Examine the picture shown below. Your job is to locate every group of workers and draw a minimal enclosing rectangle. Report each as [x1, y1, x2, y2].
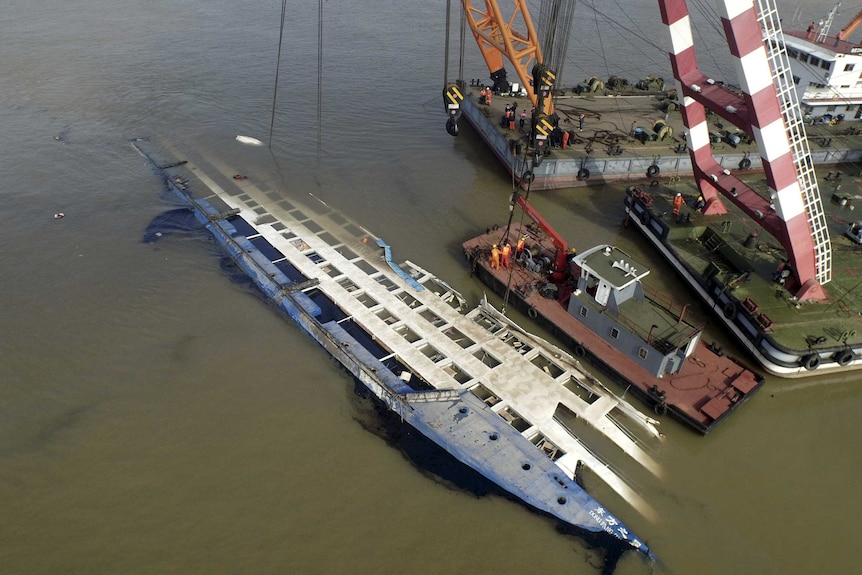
[490, 235, 528, 270]
[479, 86, 493, 106]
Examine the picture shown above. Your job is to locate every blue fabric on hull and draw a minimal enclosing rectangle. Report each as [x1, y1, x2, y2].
[376, 238, 423, 292]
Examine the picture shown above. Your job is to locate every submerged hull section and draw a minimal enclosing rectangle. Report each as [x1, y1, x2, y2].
[133, 138, 656, 560]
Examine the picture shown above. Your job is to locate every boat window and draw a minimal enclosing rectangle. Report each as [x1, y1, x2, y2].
[820, 60, 831, 71]
[500, 332, 532, 354]
[441, 362, 472, 384]
[845, 63, 856, 72]
[393, 324, 420, 343]
[375, 276, 398, 291]
[418, 343, 446, 363]
[638, 347, 648, 359]
[443, 326, 475, 349]
[317, 232, 340, 246]
[473, 348, 501, 368]
[498, 406, 532, 432]
[810, 56, 820, 66]
[579, 306, 588, 318]
[356, 292, 378, 308]
[395, 291, 420, 308]
[305, 251, 325, 264]
[472, 311, 504, 334]
[353, 260, 378, 275]
[322, 264, 342, 278]
[420, 308, 446, 327]
[562, 376, 599, 404]
[304, 220, 323, 234]
[337, 277, 359, 292]
[375, 308, 398, 325]
[530, 433, 564, 461]
[798, 53, 808, 63]
[531, 354, 564, 378]
[335, 245, 358, 260]
[469, 383, 501, 406]
[610, 327, 620, 339]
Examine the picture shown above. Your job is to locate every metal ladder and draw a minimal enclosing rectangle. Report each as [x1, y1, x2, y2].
[756, 0, 832, 285]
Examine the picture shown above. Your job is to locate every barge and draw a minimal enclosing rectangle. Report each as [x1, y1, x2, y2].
[132, 137, 659, 561]
[625, 183, 862, 378]
[463, 193, 762, 434]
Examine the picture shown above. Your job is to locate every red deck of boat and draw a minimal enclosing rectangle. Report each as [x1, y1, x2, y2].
[463, 223, 762, 434]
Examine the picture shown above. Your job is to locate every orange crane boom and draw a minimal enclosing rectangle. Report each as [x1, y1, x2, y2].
[462, 0, 554, 114]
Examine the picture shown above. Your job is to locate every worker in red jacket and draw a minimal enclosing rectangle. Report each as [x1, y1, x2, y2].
[672, 192, 683, 215]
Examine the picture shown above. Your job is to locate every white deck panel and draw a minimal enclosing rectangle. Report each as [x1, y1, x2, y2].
[178, 147, 662, 508]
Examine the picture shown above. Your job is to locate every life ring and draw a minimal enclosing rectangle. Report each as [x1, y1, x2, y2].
[738, 158, 752, 170]
[646, 164, 660, 178]
[723, 302, 737, 320]
[528, 307, 538, 319]
[801, 353, 820, 371]
[577, 168, 590, 180]
[639, 209, 650, 226]
[522, 170, 535, 183]
[835, 349, 856, 367]
[574, 345, 586, 357]
[654, 402, 668, 416]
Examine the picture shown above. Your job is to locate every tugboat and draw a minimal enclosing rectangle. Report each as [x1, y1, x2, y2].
[463, 191, 763, 434]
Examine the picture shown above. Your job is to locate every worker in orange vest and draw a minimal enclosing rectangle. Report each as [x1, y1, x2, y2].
[508, 110, 516, 131]
[486, 88, 492, 106]
[490, 244, 501, 269]
[672, 192, 683, 215]
[501, 242, 512, 268]
[562, 130, 570, 150]
[516, 235, 526, 259]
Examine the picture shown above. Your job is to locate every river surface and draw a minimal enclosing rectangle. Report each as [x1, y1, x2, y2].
[2, 1, 860, 574]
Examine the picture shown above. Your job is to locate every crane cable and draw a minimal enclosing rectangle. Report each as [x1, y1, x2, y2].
[269, 0, 288, 149]
[500, 150, 535, 314]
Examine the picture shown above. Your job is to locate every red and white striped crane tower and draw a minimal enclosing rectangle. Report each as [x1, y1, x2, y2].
[658, 0, 832, 301]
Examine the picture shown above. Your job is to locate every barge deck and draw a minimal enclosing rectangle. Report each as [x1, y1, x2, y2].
[463, 220, 763, 434]
[625, 179, 862, 378]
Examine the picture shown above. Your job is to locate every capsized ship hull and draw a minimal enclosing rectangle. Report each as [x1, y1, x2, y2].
[133, 138, 657, 561]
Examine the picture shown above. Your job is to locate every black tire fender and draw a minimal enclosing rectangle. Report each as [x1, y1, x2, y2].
[647, 164, 660, 178]
[639, 209, 650, 226]
[527, 306, 538, 319]
[654, 402, 668, 416]
[521, 170, 535, 184]
[577, 168, 590, 180]
[574, 345, 586, 357]
[835, 349, 856, 367]
[801, 353, 820, 371]
[739, 158, 752, 170]
[723, 302, 738, 320]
